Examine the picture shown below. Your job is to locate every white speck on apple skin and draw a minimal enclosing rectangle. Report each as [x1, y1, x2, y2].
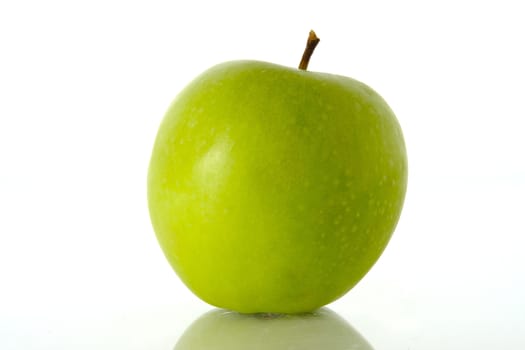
[188, 119, 198, 128]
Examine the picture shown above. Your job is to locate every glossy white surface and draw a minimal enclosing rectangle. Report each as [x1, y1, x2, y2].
[1, 0, 524, 349]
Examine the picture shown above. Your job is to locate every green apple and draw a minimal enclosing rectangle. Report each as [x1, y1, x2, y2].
[174, 308, 374, 350]
[148, 31, 407, 313]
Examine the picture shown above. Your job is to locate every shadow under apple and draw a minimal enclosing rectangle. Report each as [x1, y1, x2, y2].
[174, 307, 374, 350]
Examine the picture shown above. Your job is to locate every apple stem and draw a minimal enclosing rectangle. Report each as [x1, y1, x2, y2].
[298, 30, 320, 71]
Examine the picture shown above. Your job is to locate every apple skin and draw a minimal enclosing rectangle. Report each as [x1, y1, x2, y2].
[148, 60, 407, 314]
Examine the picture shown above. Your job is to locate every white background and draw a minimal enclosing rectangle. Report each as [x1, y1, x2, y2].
[1, 0, 524, 349]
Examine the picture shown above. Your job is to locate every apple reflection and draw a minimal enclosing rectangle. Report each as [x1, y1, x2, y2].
[174, 307, 374, 350]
